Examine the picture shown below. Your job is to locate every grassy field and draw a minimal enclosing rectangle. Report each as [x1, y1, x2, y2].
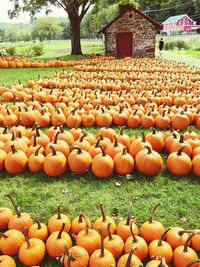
[0, 39, 103, 59]
[0, 41, 200, 266]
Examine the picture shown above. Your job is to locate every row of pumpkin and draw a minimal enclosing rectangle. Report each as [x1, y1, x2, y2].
[0, 195, 200, 266]
[73, 58, 200, 75]
[0, 86, 200, 130]
[0, 124, 199, 177]
[0, 55, 115, 69]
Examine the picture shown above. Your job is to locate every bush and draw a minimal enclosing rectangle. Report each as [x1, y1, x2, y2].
[164, 40, 189, 50]
[32, 45, 44, 56]
[5, 46, 16, 56]
[19, 46, 33, 57]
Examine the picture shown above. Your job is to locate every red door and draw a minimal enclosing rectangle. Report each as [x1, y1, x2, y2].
[116, 32, 133, 58]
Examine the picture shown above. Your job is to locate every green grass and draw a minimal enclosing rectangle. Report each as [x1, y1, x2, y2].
[0, 39, 103, 59]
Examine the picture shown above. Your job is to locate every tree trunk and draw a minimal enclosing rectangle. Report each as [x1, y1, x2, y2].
[69, 17, 82, 55]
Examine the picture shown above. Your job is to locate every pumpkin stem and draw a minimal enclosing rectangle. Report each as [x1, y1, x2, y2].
[145, 146, 152, 154]
[133, 109, 138, 115]
[31, 217, 42, 229]
[33, 134, 37, 147]
[177, 146, 186, 156]
[126, 206, 132, 226]
[149, 203, 162, 223]
[179, 230, 196, 235]
[113, 136, 118, 147]
[142, 132, 146, 142]
[98, 227, 105, 258]
[99, 145, 106, 157]
[107, 223, 113, 241]
[35, 126, 41, 137]
[7, 193, 21, 217]
[158, 227, 171, 246]
[183, 233, 195, 252]
[68, 251, 76, 264]
[70, 146, 82, 154]
[24, 227, 32, 249]
[34, 146, 42, 156]
[57, 205, 61, 220]
[95, 138, 101, 148]
[57, 222, 66, 239]
[162, 110, 166, 117]
[100, 202, 106, 222]
[158, 257, 167, 267]
[125, 247, 137, 267]
[11, 144, 17, 154]
[50, 145, 57, 156]
[53, 131, 60, 144]
[122, 147, 127, 155]
[78, 212, 83, 223]
[0, 233, 8, 238]
[120, 126, 125, 135]
[79, 132, 87, 142]
[130, 220, 137, 243]
[186, 260, 200, 267]
[15, 120, 21, 127]
[85, 224, 89, 235]
[179, 135, 184, 143]
[11, 131, 15, 141]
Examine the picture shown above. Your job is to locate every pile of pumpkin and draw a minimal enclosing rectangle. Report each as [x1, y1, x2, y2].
[0, 55, 115, 69]
[0, 194, 199, 267]
[0, 123, 199, 177]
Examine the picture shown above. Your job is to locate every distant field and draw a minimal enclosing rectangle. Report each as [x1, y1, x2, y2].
[0, 39, 103, 59]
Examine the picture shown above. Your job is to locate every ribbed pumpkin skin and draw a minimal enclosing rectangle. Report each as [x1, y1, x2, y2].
[145, 259, 168, 267]
[0, 207, 13, 231]
[18, 238, 46, 266]
[8, 213, 33, 234]
[104, 234, 124, 259]
[173, 246, 198, 267]
[5, 150, 28, 174]
[135, 147, 163, 175]
[0, 229, 25, 255]
[165, 227, 189, 250]
[48, 214, 71, 234]
[191, 234, 200, 251]
[148, 239, 173, 264]
[46, 231, 72, 258]
[93, 218, 116, 238]
[28, 223, 49, 241]
[43, 150, 67, 176]
[0, 255, 16, 267]
[76, 229, 101, 255]
[117, 253, 141, 267]
[166, 151, 192, 176]
[116, 220, 139, 242]
[71, 215, 92, 235]
[124, 235, 148, 261]
[89, 248, 116, 267]
[140, 221, 165, 243]
[64, 246, 89, 267]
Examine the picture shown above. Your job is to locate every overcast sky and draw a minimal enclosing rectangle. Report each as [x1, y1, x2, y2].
[0, 0, 67, 23]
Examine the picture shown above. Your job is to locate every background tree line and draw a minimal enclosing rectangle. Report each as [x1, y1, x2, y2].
[1, 0, 199, 44]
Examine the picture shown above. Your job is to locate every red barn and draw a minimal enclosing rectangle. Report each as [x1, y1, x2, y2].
[162, 14, 196, 34]
[99, 5, 162, 58]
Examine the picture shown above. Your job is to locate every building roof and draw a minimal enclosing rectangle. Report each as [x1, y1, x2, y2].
[162, 14, 194, 24]
[98, 5, 163, 34]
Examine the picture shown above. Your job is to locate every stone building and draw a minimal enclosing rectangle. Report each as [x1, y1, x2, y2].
[99, 5, 163, 58]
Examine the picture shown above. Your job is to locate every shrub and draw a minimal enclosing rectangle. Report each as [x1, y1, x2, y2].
[164, 40, 189, 50]
[32, 45, 44, 56]
[5, 47, 16, 56]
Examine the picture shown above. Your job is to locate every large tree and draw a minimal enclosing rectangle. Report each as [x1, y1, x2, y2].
[9, 0, 95, 55]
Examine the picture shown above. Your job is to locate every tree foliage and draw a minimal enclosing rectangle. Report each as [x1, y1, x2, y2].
[32, 17, 63, 41]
